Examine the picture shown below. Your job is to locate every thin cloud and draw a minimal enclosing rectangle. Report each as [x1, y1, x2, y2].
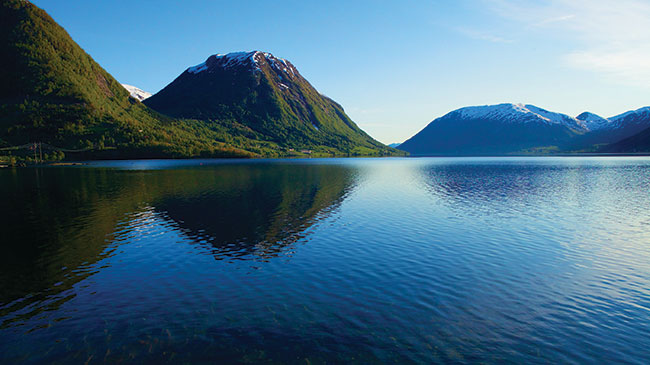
[566, 49, 650, 86]
[482, 0, 650, 86]
[456, 27, 514, 44]
[532, 14, 575, 27]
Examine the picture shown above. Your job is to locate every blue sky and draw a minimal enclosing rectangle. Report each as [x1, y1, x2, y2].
[32, 0, 650, 143]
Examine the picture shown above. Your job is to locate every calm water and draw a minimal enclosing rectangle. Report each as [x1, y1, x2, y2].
[1, 157, 650, 364]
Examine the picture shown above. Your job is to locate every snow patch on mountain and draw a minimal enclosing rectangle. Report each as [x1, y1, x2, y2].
[187, 62, 208, 74]
[217, 51, 261, 70]
[609, 106, 650, 124]
[266, 53, 295, 77]
[122, 84, 152, 101]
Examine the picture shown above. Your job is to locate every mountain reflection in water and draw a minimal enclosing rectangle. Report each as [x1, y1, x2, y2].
[0, 163, 356, 328]
[154, 165, 355, 259]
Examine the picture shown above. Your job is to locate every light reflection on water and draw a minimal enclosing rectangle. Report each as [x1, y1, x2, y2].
[1, 157, 650, 363]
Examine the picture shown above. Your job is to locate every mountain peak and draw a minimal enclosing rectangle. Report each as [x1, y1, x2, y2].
[575, 111, 611, 131]
[187, 51, 297, 77]
[121, 84, 152, 101]
[576, 111, 604, 121]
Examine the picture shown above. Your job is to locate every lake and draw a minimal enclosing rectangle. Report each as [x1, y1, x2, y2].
[1, 157, 650, 363]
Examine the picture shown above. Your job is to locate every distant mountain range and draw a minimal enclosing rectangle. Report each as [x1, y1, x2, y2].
[398, 103, 650, 155]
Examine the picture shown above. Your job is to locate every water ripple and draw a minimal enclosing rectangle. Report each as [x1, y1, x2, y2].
[1, 158, 650, 363]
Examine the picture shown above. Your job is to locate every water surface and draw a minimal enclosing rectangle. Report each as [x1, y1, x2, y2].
[1, 157, 650, 363]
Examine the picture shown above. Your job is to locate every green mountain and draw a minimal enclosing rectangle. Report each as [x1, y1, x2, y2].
[144, 51, 397, 156]
[0, 0, 275, 160]
[0, 1, 397, 162]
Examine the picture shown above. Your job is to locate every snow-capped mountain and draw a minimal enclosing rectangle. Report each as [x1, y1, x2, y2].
[571, 107, 650, 149]
[144, 51, 388, 153]
[575, 107, 650, 132]
[398, 103, 650, 155]
[121, 84, 152, 102]
[398, 103, 585, 155]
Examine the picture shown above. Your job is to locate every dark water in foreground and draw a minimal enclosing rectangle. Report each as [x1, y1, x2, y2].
[1, 157, 650, 364]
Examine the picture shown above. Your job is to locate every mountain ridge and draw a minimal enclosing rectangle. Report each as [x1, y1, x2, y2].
[398, 103, 650, 156]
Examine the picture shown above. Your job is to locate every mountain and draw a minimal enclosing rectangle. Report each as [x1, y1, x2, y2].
[398, 103, 588, 155]
[388, 143, 401, 148]
[576, 112, 610, 131]
[0, 0, 266, 160]
[0, 1, 395, 163]
[600, 107, 650, 153]
[398, 103, 650, 155]
[122, 84, 152, 102]
[568, 107, 650, 149]
[144, 51, 394, 155]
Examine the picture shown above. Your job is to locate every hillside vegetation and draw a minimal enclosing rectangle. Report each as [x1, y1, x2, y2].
[0, 1, 398, 163]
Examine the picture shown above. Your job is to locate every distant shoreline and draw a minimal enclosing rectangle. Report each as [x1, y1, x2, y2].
[6, 153, 650, 169]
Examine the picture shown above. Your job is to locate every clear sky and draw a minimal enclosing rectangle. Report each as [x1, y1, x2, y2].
[31, 0, 650, 144]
